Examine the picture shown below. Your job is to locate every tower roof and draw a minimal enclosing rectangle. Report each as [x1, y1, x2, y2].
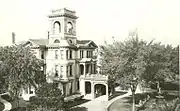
[48, 8, 78, 19]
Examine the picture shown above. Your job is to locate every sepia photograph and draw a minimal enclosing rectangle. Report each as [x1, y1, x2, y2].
[0, 0, 179, 111]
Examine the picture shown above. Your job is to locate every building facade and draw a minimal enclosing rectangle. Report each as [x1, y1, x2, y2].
[22, 8, 108, 101]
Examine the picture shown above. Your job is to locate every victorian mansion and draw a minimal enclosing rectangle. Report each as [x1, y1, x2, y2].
[21, 8, 108, 101]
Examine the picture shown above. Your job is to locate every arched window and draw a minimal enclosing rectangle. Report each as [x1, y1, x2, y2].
[54, 39, 60, 43]
[53, 21, 61, 34]
[67, 22, 73, 34]
[69, 39, 73, 44]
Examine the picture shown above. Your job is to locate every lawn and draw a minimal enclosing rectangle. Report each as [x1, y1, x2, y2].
[108, 91, 127, 100]
[108, 91, 179, 111]
[109, 81, 180, 111]
[0, 102, 5, 111]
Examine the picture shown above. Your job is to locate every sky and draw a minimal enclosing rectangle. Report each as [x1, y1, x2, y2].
[0, 0, 179, 46]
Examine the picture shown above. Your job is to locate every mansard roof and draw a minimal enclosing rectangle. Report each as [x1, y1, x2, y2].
[29, 39, 49, 46]
[77, 40, 98, 48]
[77, 40, 91, 44]
[23, 38, 97, 49]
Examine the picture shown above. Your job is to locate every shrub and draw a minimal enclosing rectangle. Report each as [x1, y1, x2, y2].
[27, 83, 64, 111]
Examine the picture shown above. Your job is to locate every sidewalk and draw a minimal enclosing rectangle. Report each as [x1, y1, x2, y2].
[0, 93, 12, 111]
[70, 91, 131, 111]
[76, 95, 109, 111]
[104, 91, 131, 111]
[0, 97, 12, 111]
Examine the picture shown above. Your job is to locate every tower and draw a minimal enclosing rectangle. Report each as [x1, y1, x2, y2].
[48, 8, 78, 44]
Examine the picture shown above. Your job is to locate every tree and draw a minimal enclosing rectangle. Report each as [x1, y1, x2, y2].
[101, 37, 151, 93]
[143, 43, 179, 92]
[100, 37, 178, 93]
[0, 45, 43, 99]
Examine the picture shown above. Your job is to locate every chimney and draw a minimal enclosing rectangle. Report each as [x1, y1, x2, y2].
[48, 31, 49, 39]
[12, 32, 15, 44]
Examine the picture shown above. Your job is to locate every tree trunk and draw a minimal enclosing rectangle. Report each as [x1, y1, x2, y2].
[156, 81, 161, 94]
[132, 91, 135, 111]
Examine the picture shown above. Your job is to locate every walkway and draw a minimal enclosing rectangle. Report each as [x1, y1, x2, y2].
[104, 91, 131, 111]
[75, 95, 109, 111]
[74, 91, 131, 111]
[0, 93, 12, 111]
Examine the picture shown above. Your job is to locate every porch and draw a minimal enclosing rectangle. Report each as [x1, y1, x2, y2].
[79, 74, 109, 101]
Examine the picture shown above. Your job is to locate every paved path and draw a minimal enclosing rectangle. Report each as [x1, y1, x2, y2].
[74, 91, 131, 111]
[104, 91, 131, 111]
[76, 95, 108, 111]
[0, 93, 12, 111]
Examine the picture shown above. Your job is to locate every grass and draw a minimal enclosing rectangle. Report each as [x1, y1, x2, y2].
[1, 94, 13, 102]
[108, 91, 127, 100]
[0, 102, 5, 111]
[108, 90, 179, 111]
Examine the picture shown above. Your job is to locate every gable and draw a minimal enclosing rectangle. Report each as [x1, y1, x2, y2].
[23, 41, 39, 47]
[86, 41, 98, 48]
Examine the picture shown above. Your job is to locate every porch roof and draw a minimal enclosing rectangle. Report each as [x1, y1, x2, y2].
[80, 74, 108, 81]
[79, 58, 96, 63]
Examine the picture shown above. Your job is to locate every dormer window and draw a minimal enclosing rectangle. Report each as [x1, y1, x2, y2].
[69, 39, 73, 44]
[54, 39, 60, 43]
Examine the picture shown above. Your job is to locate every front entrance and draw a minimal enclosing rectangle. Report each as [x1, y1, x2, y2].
[85, 81, 91, 94]
[95, 84, 106, 98]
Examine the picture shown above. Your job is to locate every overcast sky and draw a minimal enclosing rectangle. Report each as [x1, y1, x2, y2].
[0, 0, 179, 46]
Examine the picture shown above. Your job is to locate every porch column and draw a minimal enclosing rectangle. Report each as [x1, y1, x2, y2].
[83, 63, 86, 76]
[105, 84, 109, 101]
[88, 64, 91, 74]
[79, 78, 85, 95]
[91, 82, 94, 99]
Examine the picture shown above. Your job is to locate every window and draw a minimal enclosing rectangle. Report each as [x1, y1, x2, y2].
[54, 21, 61, 34]
[94, 64, 96, 73]
[69, 39, 72, 44]
[80, 50, 84, 58]
[86, 65, 89, 73]
[41, 51, 44, 59]
[86, 51, 93, 58]
[55, 50, 58, 59]
[69, 65, 72, 76]
[69, 82, 72, 94]
[66, 66, 69, 76]
[60, 50, 64, 59]
[86, 51, 89, 58]
[55, 65, 58, 77]
[90, 51, 93, 57]
[69, 50, 72, 59]
[67, 22, 73, 34]
[77, 81, 79, 90]
[60, 66, 63, 75]
[66, 50, 68, 59]
[91, 64, 93, 73]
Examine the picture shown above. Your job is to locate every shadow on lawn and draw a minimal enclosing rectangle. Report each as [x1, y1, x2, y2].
[66, 106, 88, 111]
[65, 99, 90, 108]
[108, 91, 127, 100]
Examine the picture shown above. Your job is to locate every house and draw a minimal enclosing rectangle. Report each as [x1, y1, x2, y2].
[21, 8, 108, 101]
